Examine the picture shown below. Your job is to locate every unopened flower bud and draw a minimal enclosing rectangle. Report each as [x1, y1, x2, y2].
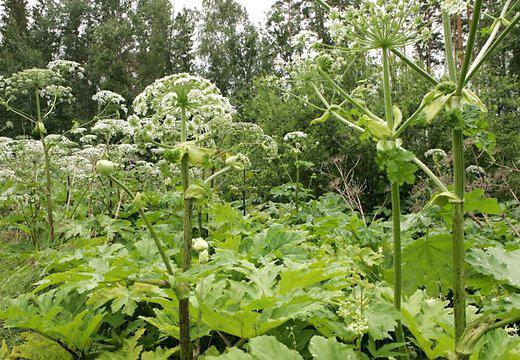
[96, 160, 119, 176]
[193, 238, 208, 252]
[198, 249, 209, 264]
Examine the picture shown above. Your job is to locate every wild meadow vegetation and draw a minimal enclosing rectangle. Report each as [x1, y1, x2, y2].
[0, 0, 519, 359]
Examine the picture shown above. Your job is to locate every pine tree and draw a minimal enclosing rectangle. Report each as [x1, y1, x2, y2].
[171, 7, 195, 74]
[133, 0, 174, 87]
[87, 0, 136, 99]
[30, 0, 61, 65]
[0, 0, 40, 74]
[197, 0, 262, 97]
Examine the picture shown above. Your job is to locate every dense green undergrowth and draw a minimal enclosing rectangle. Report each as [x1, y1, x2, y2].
[1, 189, 519, 359]
[1, 0, 520, 359]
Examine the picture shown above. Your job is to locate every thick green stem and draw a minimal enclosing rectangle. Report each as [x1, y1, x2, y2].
[456, 0, 483, 94]
[442, 11, 458, 83]
[381, 47, 408, 360]
[391, 183, 407, 354]
[443, 10, 468, 356]
[465, 13, 520, 85]
[203, 166, 231, 184]
[382, 49, 394, 129]
[412, 157, 450, 193]
[316, 69, 384, 123]
[295, 152, 300, 213]
[108, 175, 174, 276]
[36, 90, 55, 243]
[390, 48, 438, 85]
[466, 0, 511, 79]
[394, 103, 427, 138]
[179, 106, 193, 360]
[242, 168, 246, 216]
[452, 128, 466, 350]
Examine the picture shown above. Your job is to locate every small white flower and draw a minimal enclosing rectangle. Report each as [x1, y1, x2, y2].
[92, 90, 127, 113]
[46, 60, 84, 77]
[424, 148, 447, 159]
[74, 145, 104, 163]
[79, 134, 98, 144]
[466, 165, 485, 176]
[283, 131, 308, 142]
[92, 119, 134, 138]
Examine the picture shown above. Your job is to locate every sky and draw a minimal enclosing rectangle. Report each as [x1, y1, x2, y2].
[173, 0, 276, 24]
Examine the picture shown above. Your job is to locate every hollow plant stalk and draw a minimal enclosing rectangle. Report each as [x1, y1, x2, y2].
[295, 150, 300, 213]
[108, 175, 175, 276]
[36, 89, 55, 243]
[381, 48, 408, 360]
[443, 1, 483, 354]
[242, 168, 246, 216]
[179, 106, 193, 360]
[442, 9, 467, 350]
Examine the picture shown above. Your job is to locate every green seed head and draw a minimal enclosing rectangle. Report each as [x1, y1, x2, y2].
[96, 160, 120, 176]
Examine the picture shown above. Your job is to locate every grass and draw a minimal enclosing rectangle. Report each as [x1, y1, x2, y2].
[0, 232, 47, 346]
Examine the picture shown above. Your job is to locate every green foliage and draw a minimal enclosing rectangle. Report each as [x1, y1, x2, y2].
[3, 332, 72, 360]
[467, 246, 520, 288]
[376, 142, 418, 186]
[471, 329, 520, 360]
[308, 335, 357, 359]
[401, 234, 453, 296]
[401, 290, 456, 359]
[448, 105, 496, 156]
[0, 289, 103, 356]
[205, 335, 357, 359]
[1, 1, 520, 359]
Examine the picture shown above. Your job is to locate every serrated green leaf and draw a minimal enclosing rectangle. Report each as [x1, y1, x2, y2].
[467, 246, 520, 288]
[205, 348, 253, 360]
[472, 329, 520, 360]
[308, 335, 356, 359]
[249, 336, 303, 360]
[364, 302, 399, 340]
[465, 189, 501, 214]
[402, 234, 453, 296]
[96, 328, 145, 360]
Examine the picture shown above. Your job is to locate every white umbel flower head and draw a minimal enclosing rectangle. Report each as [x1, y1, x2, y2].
[198, 249, 209, 264]
[326, 0, 429, 51]
[132, 73, 234, 132]
[46, 60, 85, 78]
[466, 165, 485, 176]
[92, 90, 127, 113]
[92, 119, 134, 138]
[441, 0, 468, 15]
[284, 131, 308, 142]
[225, 153, 251, 170]
[96, 160, 120, 176]
[424, 148, 447, 159]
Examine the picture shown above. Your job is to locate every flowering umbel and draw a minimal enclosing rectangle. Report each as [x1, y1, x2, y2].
[327, 0, 429, 51]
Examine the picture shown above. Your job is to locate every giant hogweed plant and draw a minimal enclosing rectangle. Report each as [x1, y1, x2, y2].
[0, 61, 84, 243]
[95, 73, 249, 360]
[300, 0, 520, 358]
[0, 67, 134, 247]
